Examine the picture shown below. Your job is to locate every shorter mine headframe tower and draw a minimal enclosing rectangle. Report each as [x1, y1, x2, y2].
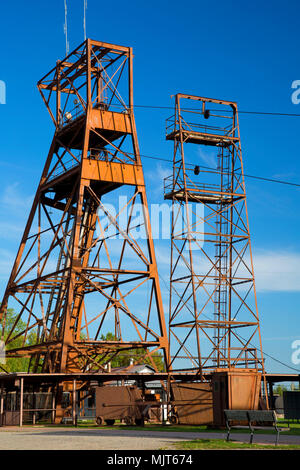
[164, 94, 267, 411]
[0, 39, 169, 375]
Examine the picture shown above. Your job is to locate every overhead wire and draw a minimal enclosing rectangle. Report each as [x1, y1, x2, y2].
[159, 273, 300, 373]
[115, 100, 300, 370]
[130, 151, 300, 189]
[104, 102, 300, 188]
[109, 101, 300, 117]
[139, 111, 299, 372]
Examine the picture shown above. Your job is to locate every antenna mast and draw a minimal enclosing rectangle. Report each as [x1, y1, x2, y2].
[64, 0, 69, 55]
[83, 0, 87, 41]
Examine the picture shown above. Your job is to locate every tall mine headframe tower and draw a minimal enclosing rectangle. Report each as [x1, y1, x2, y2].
[0, 39, 169, 374]
[164, 94, 266, 386]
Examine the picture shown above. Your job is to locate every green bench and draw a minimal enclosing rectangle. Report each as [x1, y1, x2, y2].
[224, 409, 280, 445]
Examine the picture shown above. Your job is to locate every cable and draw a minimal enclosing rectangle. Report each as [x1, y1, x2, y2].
[159, 272, 300, 373]
[238, 110, 300, 117]
[139, 105, 300, 368]
[228, 334, 296, 373]
[241, 173, 300, 188]
[109, 102, 300, 118]
[99, 103, 300, 188]
[259, 350, 300, 374]
[134, 151, 300, 188]
[236, 332, 300, 373]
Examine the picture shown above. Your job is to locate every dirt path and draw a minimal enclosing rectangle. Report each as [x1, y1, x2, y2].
[0, 426, 299, 450]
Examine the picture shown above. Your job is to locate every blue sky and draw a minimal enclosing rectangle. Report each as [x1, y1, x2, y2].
[0, 0, 300, 374]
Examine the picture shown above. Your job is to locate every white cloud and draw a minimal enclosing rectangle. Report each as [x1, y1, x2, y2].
[0, 178, 299, 295]
[156, 246, 300, 293]
[264, 336, 300, 341]
[0, 248, 14, 281]
[197, 148, 217, 168]
[145, 163, 171, 198]
[253, 251, 300, 292]
[0, 221, 24, 240]
[0, 182, 33, 211]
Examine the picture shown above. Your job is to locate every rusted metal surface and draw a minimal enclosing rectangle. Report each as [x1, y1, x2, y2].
[171, 382, 213, 425]
[0, 41, 270, 424]
[165, 94, 267, 396]
[95, 385, 146, 425]
[147, 406, 162, 423]
[0, 411, 20, 426]
[0, 39, 169, 374]
[212, 369, 261, 425]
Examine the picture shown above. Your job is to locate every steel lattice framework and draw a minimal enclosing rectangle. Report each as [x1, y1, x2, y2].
[0, 39, 169, 373]
[165, 94, 266, 378]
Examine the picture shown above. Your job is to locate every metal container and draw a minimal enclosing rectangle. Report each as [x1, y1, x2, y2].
[283, 391, 300, 420]
[1, 411, 20, 426]
[212, 369, 262, 426]
[171, 382, 213, 425]
[95, 385, 146, 425]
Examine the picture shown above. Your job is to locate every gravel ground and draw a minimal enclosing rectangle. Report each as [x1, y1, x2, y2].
[0, 427, 300, 450]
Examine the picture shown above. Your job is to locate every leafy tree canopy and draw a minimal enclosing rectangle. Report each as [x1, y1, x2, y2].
[100, 332, 165, 372]
[1, 308, 37, 373]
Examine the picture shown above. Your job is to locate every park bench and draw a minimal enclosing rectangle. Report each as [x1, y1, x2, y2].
[224, 409, 280, 445]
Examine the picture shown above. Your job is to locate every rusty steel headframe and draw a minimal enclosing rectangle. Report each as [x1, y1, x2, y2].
[0, 39, 169, 374]
[165, 94, 267, 382]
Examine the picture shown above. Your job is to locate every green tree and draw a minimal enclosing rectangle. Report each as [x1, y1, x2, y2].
[273, 385, 288, 396]
[100, 332, 166, 371]
[1, 308, 37, 373]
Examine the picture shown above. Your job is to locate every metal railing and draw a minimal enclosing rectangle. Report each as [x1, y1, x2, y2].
[164, 175, 230, 195]
[60, 103, 85, 127]
[47, 157, 80, 182]
[166, 115, 234, 138]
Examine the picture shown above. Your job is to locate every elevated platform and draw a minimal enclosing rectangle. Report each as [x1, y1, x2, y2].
[265, 373, 300, 384]
[164, 184, 244, 205]
[40, 158, 144, 204]
[164, 174, 244, 205]
[164, 189, 238, 204]
[166, 129, 239, 148]
[57, 108, 132, 150]
[1, 371, 296, 387]
[0, 372, 209, 388]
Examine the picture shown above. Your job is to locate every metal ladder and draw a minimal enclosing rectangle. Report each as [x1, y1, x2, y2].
[213, 147, 230, 367]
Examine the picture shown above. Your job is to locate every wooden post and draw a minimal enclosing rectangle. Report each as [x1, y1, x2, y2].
[32, 388, 36, 425]
[52, 388, 55, 424]
[0, 385, 4, 426]
[0, 385, 3, 414]
[269, 382, 274, 410]
[19, 378, 24, 427]
[72, 379, 76, 426]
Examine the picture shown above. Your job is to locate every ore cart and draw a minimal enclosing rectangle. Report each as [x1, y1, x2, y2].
[95, 385, 147, 426]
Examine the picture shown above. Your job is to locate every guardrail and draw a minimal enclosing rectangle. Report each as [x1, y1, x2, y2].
[163, 175, 230, 195]
[166, 114, 234, 138]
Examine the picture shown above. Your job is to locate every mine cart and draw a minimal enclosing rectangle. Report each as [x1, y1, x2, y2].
[95, 385, 147, 426]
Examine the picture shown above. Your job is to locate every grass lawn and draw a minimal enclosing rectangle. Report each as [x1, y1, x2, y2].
[72, 419, 300, 436]
[170, 438, 300, 450]
[31, 418, 300, 440]
[18, 420, 300, 449]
